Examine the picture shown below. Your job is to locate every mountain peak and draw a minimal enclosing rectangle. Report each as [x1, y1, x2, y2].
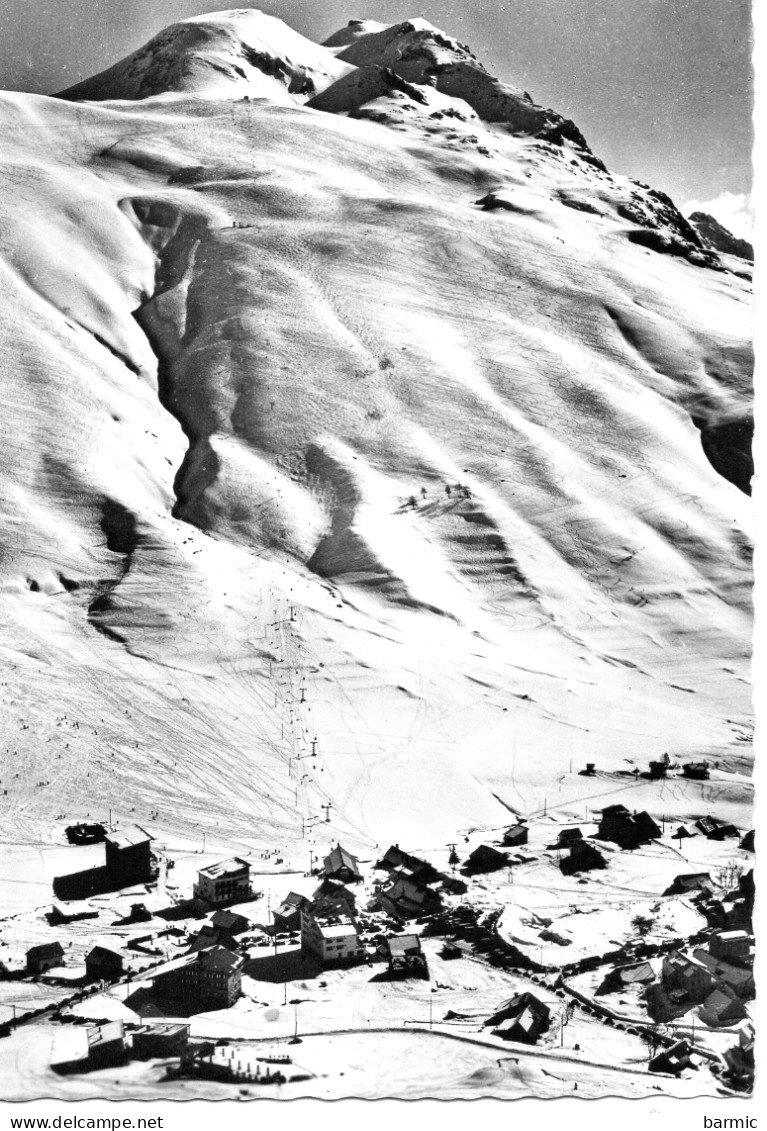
[688, 211, 753, 261]
[58, 8, 353, 104]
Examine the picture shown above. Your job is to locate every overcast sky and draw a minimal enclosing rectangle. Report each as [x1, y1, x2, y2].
[0, 0, 754, 234]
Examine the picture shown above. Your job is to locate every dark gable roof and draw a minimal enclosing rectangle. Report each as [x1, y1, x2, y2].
[211, 909, 249, 930]
[634, 811, 661, 836]
[617, 961, 655, 984]
[664, 872, 713, 895]
[381, 845, 422, 869]
[386, 873, 428, 901]
[468, 844, 507, 864]
[27, 941, 64, 958]
[558, 828, 583, 843]
[488, 991, 550, 1028]
[382, 872, 442, 916]
[198, 945, 244, 973]
[87, 944, 123, 961]
[600, 806, 660, 841]
[379, 846, 440, 880]
[313, 878, 353, 899]
[324, 844, 361, 875]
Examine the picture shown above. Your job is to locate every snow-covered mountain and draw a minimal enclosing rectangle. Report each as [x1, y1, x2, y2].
[0, 10, 752, 861]
[688, 210, 754, 262]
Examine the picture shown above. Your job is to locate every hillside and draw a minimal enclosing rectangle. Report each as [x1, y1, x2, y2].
[0, 8, 752, 868]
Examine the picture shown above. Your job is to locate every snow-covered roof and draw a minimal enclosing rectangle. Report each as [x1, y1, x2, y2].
[106, 825, 152, 849]
[388, 934, 421, 955]
[87, 1021, 124, 1048]
[197, 856, 250, 879]
[319, 921, 358, 940]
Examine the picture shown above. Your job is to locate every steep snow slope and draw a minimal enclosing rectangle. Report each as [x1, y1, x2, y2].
[0, 12, 752, 864]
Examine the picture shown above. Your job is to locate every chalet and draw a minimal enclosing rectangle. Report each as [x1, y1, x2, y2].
[464, 844, 508, 875]
[648, 761, 667, 779]
[210, 909, 250, 936]
[698, 986, 747, 1028]
[300, 905, 363, 965]
[441, 875, 468, 895]
[193, 857, 251, 906]
[85, 945, 124, 982]
[601, 961, 655, 993]
[188, 924, 240, 954]
[709, 930, 752, 963]
[485, 993, 550, 1044]
[579, 763, 596, 776]
[322, 844, 363, 884]
[154, 946, 243, 1009]
[693, 949, 754, 998]
[386, 934, 429, 979]
[672, 824, 697, 841]
[273, 892, 309, 932]
[104, 826, 153, 887]
[26, 941, 64, 976]
[682, 762, 709, 780]
[663, 872, 713, 897]
[559, 840, 606, 875]
[557, 828, 583, 847]
[312, 878, 356, 920]
[502, 824, 528, 848]
[440, 941, 464, 960]
[86, 1021, 126, 1069]
[694, 816, 738, 841]
[740, 829, 754, 852]
[649, 1038, 693, 1075]
[380, 873, 442, 920]
[376, 845, 441, 883]
[661, 951, 715, 1003]
[132, 1023, 190, 1060]
[598, 805, 660, 849]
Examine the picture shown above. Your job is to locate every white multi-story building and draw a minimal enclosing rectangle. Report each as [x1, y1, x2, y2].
[193, 857, 251, 906]
[300, 905, 363, 964]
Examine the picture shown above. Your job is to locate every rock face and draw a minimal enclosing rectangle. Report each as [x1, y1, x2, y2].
[0, 10, 752, 852]
[688, 211, 754, 261]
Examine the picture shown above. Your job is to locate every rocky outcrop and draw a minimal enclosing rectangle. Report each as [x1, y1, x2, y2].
[688, 211, 753, 261]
